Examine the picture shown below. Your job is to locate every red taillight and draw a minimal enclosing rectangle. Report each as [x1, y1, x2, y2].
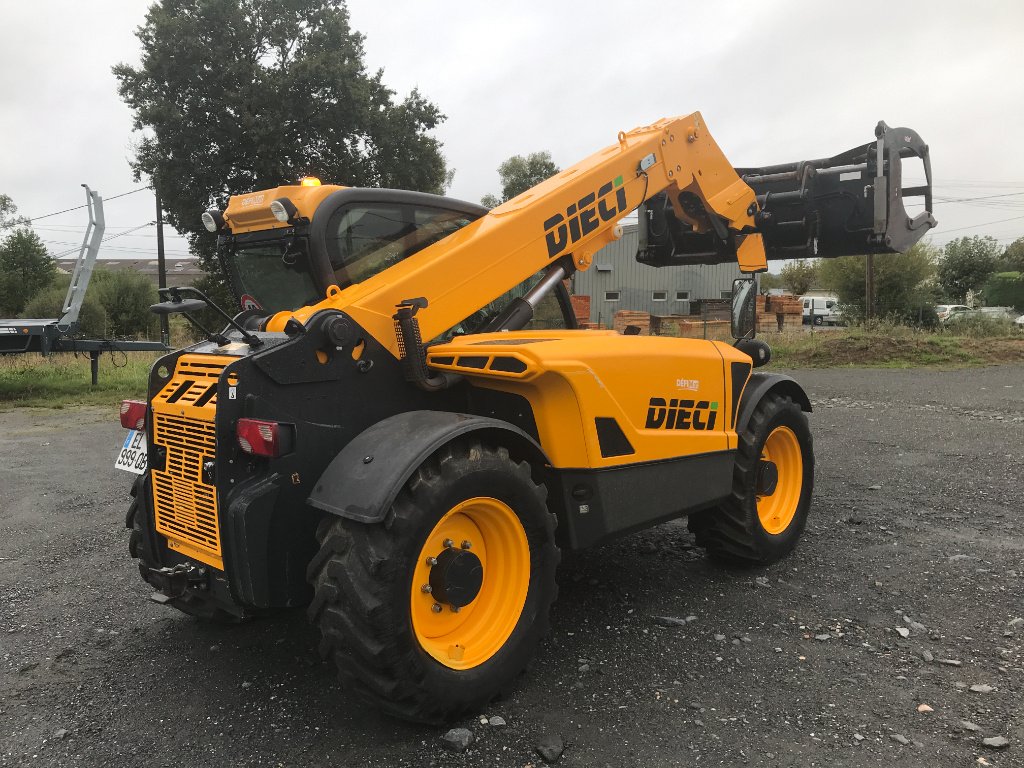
[119, 399, 147, 431]
[237, 418, 292, 458]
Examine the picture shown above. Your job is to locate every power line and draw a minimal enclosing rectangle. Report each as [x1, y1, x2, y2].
[936, 214, 1024, 235]
[50, 221, 157, 258]
[934, 191, 1024, 205]
[2, 186, 154, 229]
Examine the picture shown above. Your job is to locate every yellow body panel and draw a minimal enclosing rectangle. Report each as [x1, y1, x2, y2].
[149, 354, 236, 571]
[428, 331, 752, 470]
[224, 113, 766, 357]
[223, 184, 345, 234]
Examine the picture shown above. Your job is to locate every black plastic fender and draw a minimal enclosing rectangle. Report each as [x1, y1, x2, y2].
[735, 373, 812, 435]
[307, 410, 550, 524]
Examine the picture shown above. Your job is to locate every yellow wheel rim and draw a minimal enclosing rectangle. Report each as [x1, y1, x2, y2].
[410, 497, 530, 670]
[756, 426, 803, 535]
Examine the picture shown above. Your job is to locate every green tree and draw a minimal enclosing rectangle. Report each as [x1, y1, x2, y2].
[481, 151, 560, 208]
[0, 194, 27, 232]
[983, 272, 1024, 310]
[114, 0, 449, 292]
[0, 229, 55, 316]
[998, 237, 1024, 273]
[92, 269, 159, 338]
[758, 272, 783, 291]
[817, 244, 938, 325]
[778, 261, 818, 295]
[937, 236, 1001, 302]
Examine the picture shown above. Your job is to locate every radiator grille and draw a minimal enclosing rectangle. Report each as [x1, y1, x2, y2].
[150, 354, 233, 570]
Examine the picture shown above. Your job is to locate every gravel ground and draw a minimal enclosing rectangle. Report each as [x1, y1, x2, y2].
[1, 365, 1022, 767]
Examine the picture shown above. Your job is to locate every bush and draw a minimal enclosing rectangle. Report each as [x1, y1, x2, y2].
[941, 316, 1019, 338]
[983, 271, 1024, 311]
[91, 269, 159, 338]
[22, 283, 106, 337]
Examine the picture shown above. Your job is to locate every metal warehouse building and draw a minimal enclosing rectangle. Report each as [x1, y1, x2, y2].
[571, 224, 742, 325]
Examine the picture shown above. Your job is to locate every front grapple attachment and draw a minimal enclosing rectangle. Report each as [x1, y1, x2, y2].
[638, 121, 936, 266]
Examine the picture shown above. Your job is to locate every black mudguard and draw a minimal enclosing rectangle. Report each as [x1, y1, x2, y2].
[735, 372, 812, 435]
[307, 410, 549, 524]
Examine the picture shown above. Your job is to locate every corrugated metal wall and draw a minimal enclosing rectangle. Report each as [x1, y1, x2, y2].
[572, 224, 742, 324]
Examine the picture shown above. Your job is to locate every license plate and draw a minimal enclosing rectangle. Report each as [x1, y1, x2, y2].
[115, 430, 148, 475]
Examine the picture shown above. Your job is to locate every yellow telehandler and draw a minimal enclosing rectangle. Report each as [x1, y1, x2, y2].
[117, 113, 934, 722]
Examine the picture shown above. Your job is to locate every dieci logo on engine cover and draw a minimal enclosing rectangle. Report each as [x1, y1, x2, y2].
[645, 397, 719, 431]
[543, 176, 628, 258]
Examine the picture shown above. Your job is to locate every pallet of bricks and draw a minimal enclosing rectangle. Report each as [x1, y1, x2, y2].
[612, 310, 651, 335]
[650, 315, 730, 339]
[756, 294, 803, 332]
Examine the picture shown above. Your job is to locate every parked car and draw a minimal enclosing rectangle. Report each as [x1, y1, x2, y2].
[977, 306, 1019, 321]
[1016, 314, 1024, 328]
[944, 306, 1018, 324]
[936, 304, 971, 322]
[802, 295, 841, 325]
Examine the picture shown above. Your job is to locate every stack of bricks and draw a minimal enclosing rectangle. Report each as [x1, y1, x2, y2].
[613, 310, 652, 335]
[756, 294, 803, 332]
[651, 316, 730, 340]
[569, 295, 591, 325]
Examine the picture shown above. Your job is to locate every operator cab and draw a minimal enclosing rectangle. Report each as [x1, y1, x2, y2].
[216, 187, 575, 332]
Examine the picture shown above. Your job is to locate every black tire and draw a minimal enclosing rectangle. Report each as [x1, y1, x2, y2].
[127, 479, 245, 623]
[813, 315, 824, 326]
[307, 440, 559, 724]
[688, 393, 813, 565]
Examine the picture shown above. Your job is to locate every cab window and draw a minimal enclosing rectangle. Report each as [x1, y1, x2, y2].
[325, 203, 477, 287]
[437, 272, 570, 342]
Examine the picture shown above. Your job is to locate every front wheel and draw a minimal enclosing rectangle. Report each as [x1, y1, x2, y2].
[307, 441, 559, 724]
[689, 392, 814, 565]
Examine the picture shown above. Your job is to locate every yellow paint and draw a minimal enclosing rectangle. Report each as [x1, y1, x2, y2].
[149, 354, 237, 571]
[410, 497, 530, 670]
[223, 183, 343, 234]
[757, 426, 803, 534]
[224, 113, 766, 356]
[427, 331, 754, 469]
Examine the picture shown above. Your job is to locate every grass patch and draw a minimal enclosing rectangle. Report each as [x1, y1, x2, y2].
[769, 326, 1024, 368]
[0, 352, 157, 409]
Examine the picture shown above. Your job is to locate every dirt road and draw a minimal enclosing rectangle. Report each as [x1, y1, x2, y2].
[2, 366, 1022, 767]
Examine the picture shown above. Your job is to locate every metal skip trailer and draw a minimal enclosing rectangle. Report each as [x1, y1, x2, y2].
[0, 185, 169, 382]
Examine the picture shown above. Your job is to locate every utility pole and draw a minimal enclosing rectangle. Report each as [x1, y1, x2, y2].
[155, 191, 169, 347]
[865, 252, 875, 321]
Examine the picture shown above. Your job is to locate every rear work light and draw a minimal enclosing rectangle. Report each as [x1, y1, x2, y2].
[236, 418, 294, 458]
[120, 400, 147, 431]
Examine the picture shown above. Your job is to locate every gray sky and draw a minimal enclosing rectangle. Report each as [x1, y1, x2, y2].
[2, 0, 1023, 264]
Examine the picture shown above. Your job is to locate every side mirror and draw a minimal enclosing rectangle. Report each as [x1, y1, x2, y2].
[150, 298, 208, 315]
[731, 277, 757, 340]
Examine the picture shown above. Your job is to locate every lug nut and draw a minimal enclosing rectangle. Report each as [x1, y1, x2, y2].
[460, 540, 472, 550]
[431, 603, 443, 613]
[443, 538, 455, 548]
[450, 605, 460, 613]
[421, 584, 432, 593]
[426, 556, 438, 567]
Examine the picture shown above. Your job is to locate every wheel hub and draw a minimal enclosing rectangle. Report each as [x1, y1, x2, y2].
[756, 460, 779, 496]
[428, 547, 484, 608]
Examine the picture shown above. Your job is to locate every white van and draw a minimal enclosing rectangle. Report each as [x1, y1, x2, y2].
[802, 296, 841, 325]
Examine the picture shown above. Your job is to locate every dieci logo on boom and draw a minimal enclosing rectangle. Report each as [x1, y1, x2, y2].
[543, 176, 628, 258]
[645, 397, 719, 431]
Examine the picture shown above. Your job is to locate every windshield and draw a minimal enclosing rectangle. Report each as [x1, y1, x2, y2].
[325, 203, 477, 287]
[224, 239, 321, 314]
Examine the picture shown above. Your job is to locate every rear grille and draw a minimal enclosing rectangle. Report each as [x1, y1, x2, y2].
[153, 414, 219, 550]
[150, 354, 234, 570]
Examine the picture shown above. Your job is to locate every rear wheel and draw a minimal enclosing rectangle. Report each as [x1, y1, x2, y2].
[689, 393, 813, 565]
[307, 441, 559, 724]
